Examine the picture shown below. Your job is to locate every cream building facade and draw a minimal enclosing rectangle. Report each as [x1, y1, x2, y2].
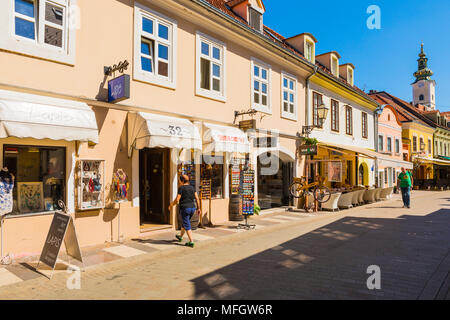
[0, 0, 322, 255]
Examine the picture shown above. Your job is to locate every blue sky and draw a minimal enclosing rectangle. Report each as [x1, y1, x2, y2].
[263, 0, 450, 111]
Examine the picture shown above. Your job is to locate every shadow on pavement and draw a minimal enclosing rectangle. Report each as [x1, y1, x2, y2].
[190, 208, 450, 300]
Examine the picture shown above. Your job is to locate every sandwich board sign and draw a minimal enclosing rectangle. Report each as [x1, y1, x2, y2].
[37, 210, 84, 279]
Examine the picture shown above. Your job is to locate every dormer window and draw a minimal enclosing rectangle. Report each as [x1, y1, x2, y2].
[305, 40, 314, 62]
[249, 7, 263, 32]
[348, 68, 354, 86]
[331, 56, 339, 76]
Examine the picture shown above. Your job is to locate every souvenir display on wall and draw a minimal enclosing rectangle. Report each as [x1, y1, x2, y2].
[77, 160, 105, 210]
[231, 163, 241, 195]
[0, 168, 15, 216]
[17, 182, 44, 213]
[112, 169, 129, 202]
[200, 164, 212, 200]
[240, 170, 255, 216]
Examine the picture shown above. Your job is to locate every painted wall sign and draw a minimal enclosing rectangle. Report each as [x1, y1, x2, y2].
[108, 74, 130, 103]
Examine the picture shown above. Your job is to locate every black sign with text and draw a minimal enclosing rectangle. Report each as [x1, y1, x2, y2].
[39, 213, 71, 269]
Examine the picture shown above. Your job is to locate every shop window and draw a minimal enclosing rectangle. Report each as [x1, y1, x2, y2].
[281, 72, 297, 120]
[196, 32, 226, 101]
[252, 58, 271, 113]
[134, 3, 177, 88]
[3, 145, 66, 215]
[331, 99, 339, 132]
[1, 0, 74, 64]
[384, 168, 388, 184]
[201, 159, 223, 199]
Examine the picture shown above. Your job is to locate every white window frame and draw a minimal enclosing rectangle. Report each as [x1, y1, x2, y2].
[251, 57, 271, 114]
[134, 3, 177, 89]
[0, 0, 75, 65]
[195, 32, 226, 102]
[280, 71, 297, 121]
[305, 40, 314, 62]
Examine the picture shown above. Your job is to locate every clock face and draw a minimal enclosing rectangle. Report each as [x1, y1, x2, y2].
[418, 82, 425, 88]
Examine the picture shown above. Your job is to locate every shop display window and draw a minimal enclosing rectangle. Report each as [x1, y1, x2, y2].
[76, 160, 105, 211]
[3, 145, 66, 215]
[201, 157, 223, 199]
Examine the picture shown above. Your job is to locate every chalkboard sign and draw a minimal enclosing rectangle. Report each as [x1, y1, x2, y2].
[38, 212, 83, 278]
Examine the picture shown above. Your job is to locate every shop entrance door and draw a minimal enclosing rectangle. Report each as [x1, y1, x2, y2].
[139, 148, 170, 225]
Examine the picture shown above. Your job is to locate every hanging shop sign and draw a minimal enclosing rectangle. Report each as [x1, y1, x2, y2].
[253, 136, 278, 148]
[239, 119, 256, 131]
[108, 74, 130, 103]
[299, 145, 318, 156]
[76, 160, 105, 210]
[37, 210, 83, 279]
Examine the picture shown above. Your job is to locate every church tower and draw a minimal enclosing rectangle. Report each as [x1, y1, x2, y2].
[412, 43, 435, 110]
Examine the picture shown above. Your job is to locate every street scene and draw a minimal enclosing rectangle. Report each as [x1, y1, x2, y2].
[0, 0, 450, 303]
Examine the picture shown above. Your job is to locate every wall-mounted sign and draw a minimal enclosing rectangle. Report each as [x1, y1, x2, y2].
[239, 119, 256, 131]
[299, 145, 318, 156]
[254, 137, 278, 148]
[108, 74, 130, 103]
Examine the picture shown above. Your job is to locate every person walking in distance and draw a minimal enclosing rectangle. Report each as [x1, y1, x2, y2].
[397, 167, 413, 208]
[169, 174, 201, 248]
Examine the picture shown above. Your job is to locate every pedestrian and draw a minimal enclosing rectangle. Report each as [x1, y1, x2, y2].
[397, 167, 413, 208]
[169, 174, 201, 248]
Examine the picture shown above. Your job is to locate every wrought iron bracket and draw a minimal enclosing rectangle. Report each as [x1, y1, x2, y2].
[104, 60, 130, 76]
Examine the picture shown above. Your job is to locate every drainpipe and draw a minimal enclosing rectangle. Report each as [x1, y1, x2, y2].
[305, 66, 319, 129]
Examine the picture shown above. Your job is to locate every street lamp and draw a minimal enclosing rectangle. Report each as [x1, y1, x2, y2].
[302, 103, 329, 136]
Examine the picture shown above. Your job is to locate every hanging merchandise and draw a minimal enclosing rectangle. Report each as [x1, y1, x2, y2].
[178, 162, 196, 188]
[0, 168, 14, 217]
[77, 160, 105, 210]
[200, 164, 212, 200]
[112, 169, 129, 202]
[240, 169, 255, 216]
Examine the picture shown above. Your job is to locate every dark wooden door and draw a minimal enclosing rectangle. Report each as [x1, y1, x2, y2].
[139, 149, 168, 224]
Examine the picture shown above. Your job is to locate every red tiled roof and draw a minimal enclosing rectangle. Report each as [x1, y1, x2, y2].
[202, 0, 377, 104]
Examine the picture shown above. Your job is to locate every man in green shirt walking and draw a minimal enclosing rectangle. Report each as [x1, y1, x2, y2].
[397, 167, 413, 208]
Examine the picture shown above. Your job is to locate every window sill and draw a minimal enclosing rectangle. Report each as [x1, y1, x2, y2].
[281, 113, 297, 121]
[196, 89, 226, 103]
[3, 210, 59, 220]
[0, 37, 75, 66]
[134, 71, 176, 90]
[253, 104, 271, 115]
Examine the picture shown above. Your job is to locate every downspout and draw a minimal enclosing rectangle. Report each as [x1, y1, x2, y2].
[302, 65, 319, 180]
[305, 65, 319, 129]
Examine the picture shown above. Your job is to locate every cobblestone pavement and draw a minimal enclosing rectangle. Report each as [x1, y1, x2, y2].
[0, 190, 450, 300]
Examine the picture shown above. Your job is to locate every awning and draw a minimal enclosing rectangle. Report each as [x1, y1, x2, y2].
[378, 156, 413, 169]
[128, 112, 201, 156]
[0, 89, 98, 143]
[318, 142, 378, 159]
[203, 123, 250, 153]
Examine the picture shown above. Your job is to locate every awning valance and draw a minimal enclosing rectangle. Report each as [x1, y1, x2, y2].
[202, 123, 250, 154]
[318, 142, 378, 159]
[128, 112, 201, 156]
[0, 90, 98, 143]
[378, 156, 413, 169]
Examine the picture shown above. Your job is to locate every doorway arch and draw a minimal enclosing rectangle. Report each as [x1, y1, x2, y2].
[358, 162, 369, 186]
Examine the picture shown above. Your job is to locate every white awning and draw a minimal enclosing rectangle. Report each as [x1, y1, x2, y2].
[0, 90, 98, 143]
[378, 156, 413, 169]
[128, 112, 201, 156]
[203, 123, 250, 154]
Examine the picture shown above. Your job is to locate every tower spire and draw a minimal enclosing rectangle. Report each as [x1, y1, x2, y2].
[413, 43, 433, 83]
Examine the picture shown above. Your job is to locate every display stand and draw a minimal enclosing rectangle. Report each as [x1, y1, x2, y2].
[237, 169, 255, 230]
[200, 165, 214, 227]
